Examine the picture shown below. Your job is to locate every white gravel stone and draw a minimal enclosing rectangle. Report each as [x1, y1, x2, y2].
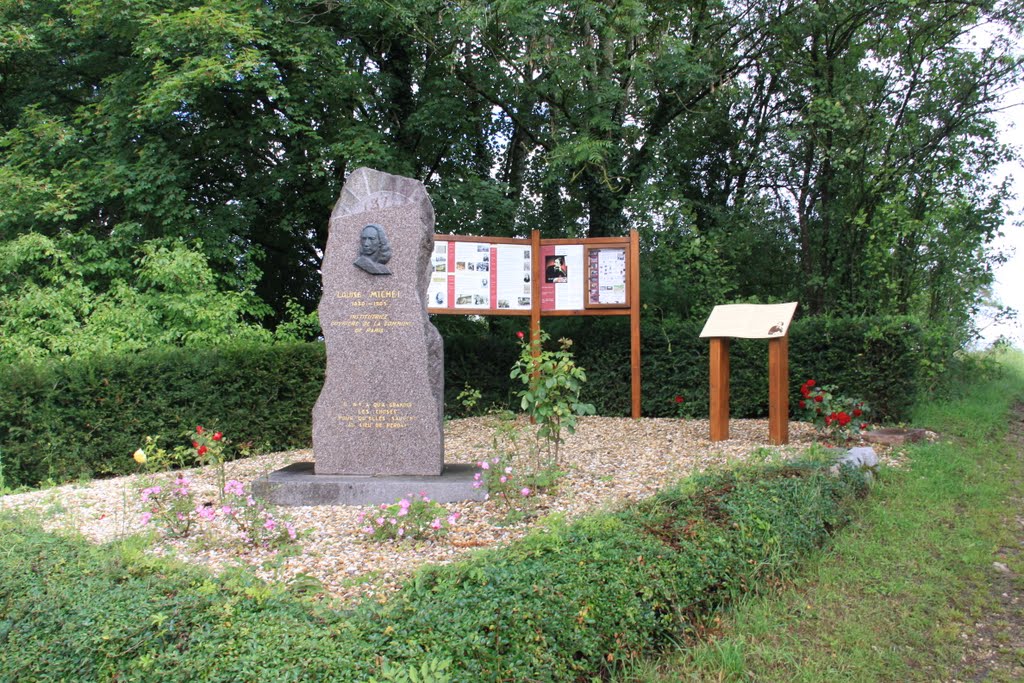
[0, 416, 898, 604]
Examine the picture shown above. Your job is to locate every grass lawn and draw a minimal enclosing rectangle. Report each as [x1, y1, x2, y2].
[617, 350, 1024, 682]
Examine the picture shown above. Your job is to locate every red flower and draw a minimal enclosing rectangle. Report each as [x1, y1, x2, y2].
[853, 408, 862, 417]
[213, 432, 223, 441]
[196, 425, 204, 434]
[192, 441, 199, 449]
[825, 415, 833, 426]
[806, 380, 816, 388]
[837, 412, 851, 426]
[860, 422, 868, 430]
[516, 331, 525, 340]
[674, 395, 684, 404]
[197, 445, 208, 456]
[798, 400, 806, 409]
[814, 394, 824, 403]
[800, 385, 810, 398]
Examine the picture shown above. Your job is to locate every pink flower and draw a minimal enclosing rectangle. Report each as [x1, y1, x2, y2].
[140, 512, 152, 525]
[447, 513, 460, 525]
[224, 480, 245, 496]
[516, 331, 525, 340]
[521, 487, 531, 497]
[397, 527, 405, 537]
[480, 461, 490, 470]
[221, 505, 234, 516]
[472, 481, 482, 489]
[430, 518, 442, 530]
[264, 518, 277, 531]
[504, 467, 512, 474]
[197, 506, 216, 521]
[500, 476, 507, 483]
[285, 522, 297, 540]
[376, 517, 385, 526]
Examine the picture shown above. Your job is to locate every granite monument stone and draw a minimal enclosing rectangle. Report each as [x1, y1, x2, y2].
[312, 167, 444, 475]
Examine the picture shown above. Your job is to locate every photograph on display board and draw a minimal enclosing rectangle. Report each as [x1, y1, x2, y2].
[545, 255, 568, 283]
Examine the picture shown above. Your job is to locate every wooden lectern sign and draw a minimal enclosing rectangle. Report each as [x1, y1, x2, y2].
[699, 302, 798, 444]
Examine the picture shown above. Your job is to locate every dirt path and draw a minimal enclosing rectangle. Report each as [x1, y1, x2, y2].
[953, 403, 1024, 682]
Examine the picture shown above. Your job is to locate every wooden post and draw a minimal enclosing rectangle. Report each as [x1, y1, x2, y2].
[768, 335, 789, 445]
[529, 228, 542, 365]
[629, 229, 641, 419]
[709, 337, 730, 441]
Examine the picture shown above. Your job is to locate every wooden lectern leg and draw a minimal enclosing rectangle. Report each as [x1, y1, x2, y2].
[709, 337, 730, 441]
[768, 335, 789, 445]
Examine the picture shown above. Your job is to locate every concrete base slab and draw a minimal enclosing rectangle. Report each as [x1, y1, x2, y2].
[251, 461, 487, 507]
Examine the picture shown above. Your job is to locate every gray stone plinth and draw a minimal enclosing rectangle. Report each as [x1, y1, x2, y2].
[252, 462, 487, 507]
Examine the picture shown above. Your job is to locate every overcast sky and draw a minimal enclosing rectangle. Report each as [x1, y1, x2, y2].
[975, 26, 1024, 348]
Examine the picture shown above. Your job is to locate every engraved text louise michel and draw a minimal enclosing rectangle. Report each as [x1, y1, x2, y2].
[330, 288, 416, 429]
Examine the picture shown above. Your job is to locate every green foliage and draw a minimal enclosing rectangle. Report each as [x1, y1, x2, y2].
[356, 494, 458, 543]
[474, 413, 563, 518]
[795, 379, 871, 443]
[2, 0, 1014, 344]
[439, 320, 520, 411]
[0, 458, 868, 682]
[220, 480, 299, 550]
[509, 332, 596, 464]
[0, 342, 324, 488]
[511, 314, 930, 421]
[0, 233, 272, 364]
[452, 383, 483, 418]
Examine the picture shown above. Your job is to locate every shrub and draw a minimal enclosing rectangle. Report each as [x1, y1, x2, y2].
[356, 494, 460, 542]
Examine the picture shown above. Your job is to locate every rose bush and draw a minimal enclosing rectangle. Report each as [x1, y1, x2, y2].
[357, 493, 460, 542]
[796, 379, 871, 443]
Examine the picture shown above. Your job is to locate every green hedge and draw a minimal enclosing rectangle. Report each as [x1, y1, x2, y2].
[0, 343, 325, 489]
[0, 461, 868, 682]
[0, 315, 928, 489]
[534, 314, 926, 420]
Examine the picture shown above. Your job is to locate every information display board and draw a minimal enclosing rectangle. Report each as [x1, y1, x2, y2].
[428, 239, 534, 313]
[428, 231, 641, 417]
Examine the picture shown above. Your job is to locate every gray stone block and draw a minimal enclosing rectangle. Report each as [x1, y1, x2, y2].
[252, 461, 487, 507]
[841, 446, 879, 469]
[313, 168, 445, 476]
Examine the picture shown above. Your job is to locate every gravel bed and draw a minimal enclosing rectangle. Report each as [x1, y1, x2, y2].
[0, 417, 896, 604]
